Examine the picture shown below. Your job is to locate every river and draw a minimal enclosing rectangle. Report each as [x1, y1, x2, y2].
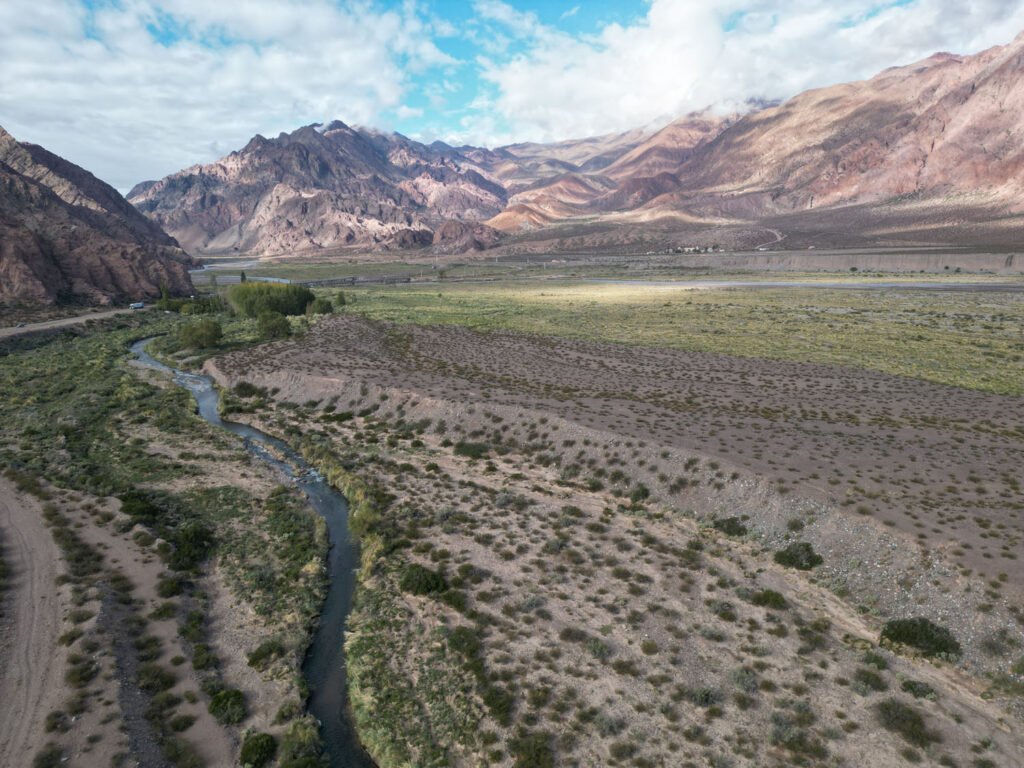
[130, 338, 375, 768]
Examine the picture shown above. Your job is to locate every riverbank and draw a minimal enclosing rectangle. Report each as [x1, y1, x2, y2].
[0, 315, 336, 766]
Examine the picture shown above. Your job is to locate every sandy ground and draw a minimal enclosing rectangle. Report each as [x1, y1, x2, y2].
[0, 479, 67, 767]
[0, 306, 148, 338]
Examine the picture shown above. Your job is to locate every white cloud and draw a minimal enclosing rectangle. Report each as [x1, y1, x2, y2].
[467, 0, 1024, 144]
[561, 6, 580, 20]
[0, 0, 453, 190]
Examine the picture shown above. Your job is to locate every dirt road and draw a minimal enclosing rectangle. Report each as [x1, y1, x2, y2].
[0, 480, 66, 767]
[0, 306, 147, 339]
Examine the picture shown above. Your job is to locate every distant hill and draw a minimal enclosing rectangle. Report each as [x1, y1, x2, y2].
[0, 125, 194, 306]
[130, 29, 1024, 256]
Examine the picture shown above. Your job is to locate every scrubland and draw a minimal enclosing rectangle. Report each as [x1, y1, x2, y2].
[202, 278, 1024, 767]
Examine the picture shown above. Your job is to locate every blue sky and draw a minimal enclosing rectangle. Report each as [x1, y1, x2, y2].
[2, 0, 1022, 190]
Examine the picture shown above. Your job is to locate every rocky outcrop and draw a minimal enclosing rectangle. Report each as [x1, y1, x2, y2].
[431, 221, 505, 253]
[0, 126, 194, 306]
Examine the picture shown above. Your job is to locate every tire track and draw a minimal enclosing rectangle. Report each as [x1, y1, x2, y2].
[0, 480, 65, 767]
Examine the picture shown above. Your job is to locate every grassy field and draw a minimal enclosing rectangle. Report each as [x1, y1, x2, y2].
[337, 280, 1024, 395]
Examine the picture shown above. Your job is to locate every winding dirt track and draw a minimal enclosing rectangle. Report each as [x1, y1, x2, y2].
[0, 306, 146, 339]
[0, 480, 65, 767]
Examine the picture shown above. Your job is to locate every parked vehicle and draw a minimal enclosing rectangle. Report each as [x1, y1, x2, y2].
[129, 302, 145, 310]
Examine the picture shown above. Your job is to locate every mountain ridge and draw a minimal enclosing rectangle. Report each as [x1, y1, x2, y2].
[130, 29, 1024, 256]
[0, 125, 194, 306]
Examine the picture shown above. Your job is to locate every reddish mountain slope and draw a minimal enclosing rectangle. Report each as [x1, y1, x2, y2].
[0, 126, 193, 306]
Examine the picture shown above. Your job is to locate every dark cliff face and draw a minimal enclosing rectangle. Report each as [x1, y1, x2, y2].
[0, 126, 194, 306]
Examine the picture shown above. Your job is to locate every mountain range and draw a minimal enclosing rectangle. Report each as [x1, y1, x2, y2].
[3, 29, 1024, 308]
[0, 126, 194, 306]
[128, 29, 1024, 257]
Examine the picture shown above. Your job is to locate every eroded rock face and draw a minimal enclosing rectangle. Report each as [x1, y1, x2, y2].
[128, 121, 514, 256]
[0, 126, 194, 306]
[667, 32, 1024, 217]
[431, 221, 505, 253]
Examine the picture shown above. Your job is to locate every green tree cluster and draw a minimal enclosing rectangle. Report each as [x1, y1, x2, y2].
[228, 283, 314, 317]
[178, 318, 223, 349]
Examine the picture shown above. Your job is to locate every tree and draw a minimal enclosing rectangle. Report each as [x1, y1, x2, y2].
[257, 311, 291, 339]
[178, 318, 222, 349]
[228, 283, 314, 317]
[335, 291, 347, 307]
[240, 270, 247, 283]
[306, 297, 333, 315]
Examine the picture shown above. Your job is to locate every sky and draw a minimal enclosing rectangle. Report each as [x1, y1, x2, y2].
[2, 0, 1023, 191]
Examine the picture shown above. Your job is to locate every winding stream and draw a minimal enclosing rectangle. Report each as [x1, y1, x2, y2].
[130, 338, 375, 768]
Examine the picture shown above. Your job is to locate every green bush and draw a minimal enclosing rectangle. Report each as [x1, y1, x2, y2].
[750, 589, 787, 609]
[257, 311, 292, 340]
[278, 718, 322, 762]
[853, 667, 887, 692]
[306, 298, 333, 315]
[509, 731, 554, 768]
[233, 381, 264, 398]
[209, 689, 247, 725]
[774, 542, 823, 570]
[192, 643, 218, 671]
[33, 743, 65, 768]
[900, 680, 937, 699]
[178, 319, 223, 350]
[247, 639, 286, 670]
[453, 441, 490, 459]
[880, 618, 961, 657]
[875, 699, 940, 748]
[399, 563, 448, 595]
[137, 662, 176, 693]
[228, 283, 315, 317]
[240, 733, 277, 768]
[713, 516, 747, 536]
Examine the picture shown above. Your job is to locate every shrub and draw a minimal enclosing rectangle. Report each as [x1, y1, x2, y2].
[240, 733, 277, 768]
[629, 484, 650, 503]
[900, 680, 937, 699]
[170, 714, 196, 732]
[192, 643, 217, 671]
[880, 618, 961, 657]
[399, 564, 448, 595]
[453, 441, 490, 459]
[234, 381, 263, 398]
[750, 589, 787, 609]
[178, 319, 222, 350]
[509, 730, 554, 768]
[209, 689, 247, 725]
[33, 744, 65, 768]
[875, 699, 940, 748]
[137, 662, 176, 693]
[774, 542, 823, 570]
[228, 283, 314, 317]
[853, 667, 887, 692]
[278, 718, 322, 762]
[247, 639, 286, 670]
[713, 516, 748, 537]
[156, 576, 183, 598]
[257, 311, 292, 340]
[306, 298, 333, 315]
